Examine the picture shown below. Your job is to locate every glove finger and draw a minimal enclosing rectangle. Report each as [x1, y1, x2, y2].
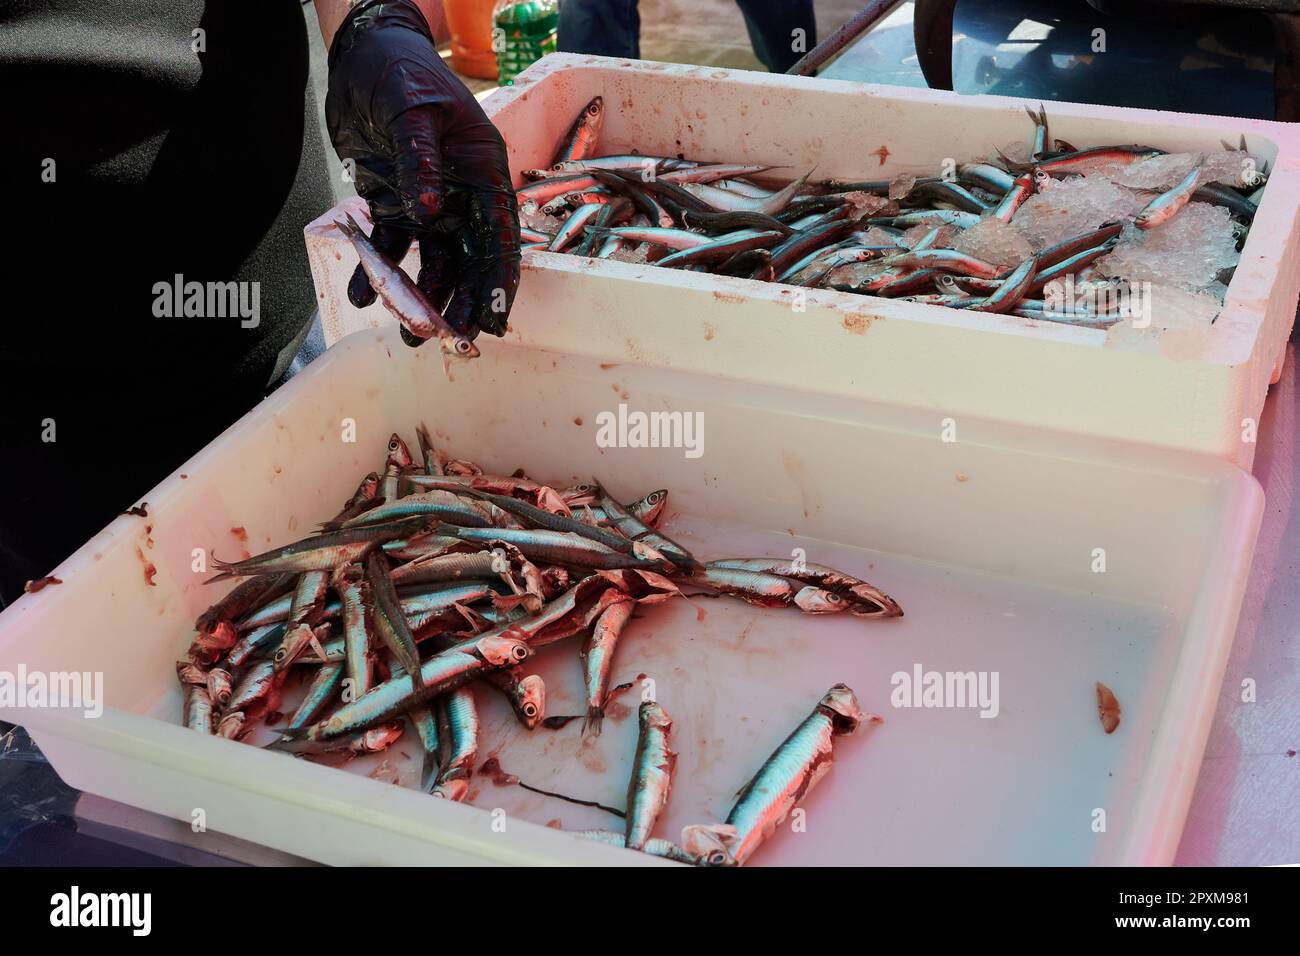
[472, 256, 521, 337]
[417, 231, 460, 314]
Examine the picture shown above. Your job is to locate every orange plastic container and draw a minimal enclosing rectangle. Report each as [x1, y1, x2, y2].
[443, 0, 498, 79]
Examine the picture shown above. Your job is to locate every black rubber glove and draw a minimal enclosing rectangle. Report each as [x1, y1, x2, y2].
[325, 0, 521, 340]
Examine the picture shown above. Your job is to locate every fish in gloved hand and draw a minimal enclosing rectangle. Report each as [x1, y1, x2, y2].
[326, 0, 521, 348]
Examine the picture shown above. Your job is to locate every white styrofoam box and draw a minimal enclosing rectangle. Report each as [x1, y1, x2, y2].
[305, 54, 1300, 468]
[0, 323, 1262, 865]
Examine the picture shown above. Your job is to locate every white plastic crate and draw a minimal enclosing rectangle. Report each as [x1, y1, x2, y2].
[0, 325, 1262, 865]
[306, 54, 1300, 468]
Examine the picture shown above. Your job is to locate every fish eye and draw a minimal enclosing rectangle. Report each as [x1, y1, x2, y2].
[456, 340, 472, 354]
[523, 703, 539, 717]
[707, 851, 727, 866]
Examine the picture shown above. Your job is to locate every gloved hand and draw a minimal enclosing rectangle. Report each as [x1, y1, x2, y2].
[325, 0, 521, 341]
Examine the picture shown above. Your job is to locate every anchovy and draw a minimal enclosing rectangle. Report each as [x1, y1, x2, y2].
[656, 229, 783, 268]
[333, 564, 374, 699]
[227, 659, 284, 714]
[364, 551, 422, 691]
[285, 635, 529, 740]
[517, 174, 600, 206]
[1136, 159, 1202, 229]
[572, 829, 698, 864]
[549, 202, 609, 252]
[194, 572, 295, 633]
[581, 599, 635, 734]
[968, 254, 1039, 314]
[687, 566, 849, 613]
[592, 480, 697, 572]
[904, 180, 989, 213]
[432, 686, 479, 801]
[271, 571, 331, 670]
[1037, 223, 1123, 270]
[285, 661, 344, 733]
[552, 96, 605, 166]
[659, 164, 775, 185]
[227, 622, 287, 668]
[988, 172, 1034, 223]
[184, 684, 215, 734]
[682, 684, 878, 866]
[208, 518, 431, 580]
[444, 525, 666, 571]
[626, 701, 676, 851]
[1026, 242, 1117, 297]
[1003, 144, 1164, 176]
[270, 722, 404, 757]
[708, 559, 902, 617]
[335, 490, 493, 529]
[1027, 103, 1049, 159]
[957, 163, 1016, 194]
[335, 214, 478, 358]
[482, 668, 545, 730]
[888, 248, 1004, 279]
[867, 209, 981, 229]
[206, 667, 233, 707]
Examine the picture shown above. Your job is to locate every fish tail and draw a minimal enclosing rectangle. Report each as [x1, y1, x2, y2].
[994, 147, 1033, 174]
[582, 705, 605, 736]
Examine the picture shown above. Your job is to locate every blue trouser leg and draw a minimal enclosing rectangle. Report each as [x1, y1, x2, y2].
[557, 0, 641, 59]
[735, 0, 817, 72]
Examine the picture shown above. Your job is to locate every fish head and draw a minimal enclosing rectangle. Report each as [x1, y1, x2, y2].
[638, 489, 668, 524]
[475, 635, 532, 667]
[444, 335, 481, 360]
[639, 700, 673, 733]
[540, 565, 570, 598]
[680, 824, 739, 867]
[818, 683, 867, 735]
[433, 778, 470, 802]
[513, 675, 546, 729]
[386, 433, 415, 469]
[847, 584, 904, 619]
[793, 586, 850, 614]
[361, 722, 404, 753]
[217, 712, 246, 740]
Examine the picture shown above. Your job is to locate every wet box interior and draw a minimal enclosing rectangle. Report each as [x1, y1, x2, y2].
[0, 325, 1262, 865]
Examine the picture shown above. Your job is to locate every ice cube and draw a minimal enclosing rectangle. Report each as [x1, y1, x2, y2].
[1012, 175, 1143, 250]
[1112, 152, 1198, 190]
[950, 218, 1034, 268]
[1104, 283, 1221, 357]
[1199, 150, 1266, 189]
[1096, 202, 1239, 292]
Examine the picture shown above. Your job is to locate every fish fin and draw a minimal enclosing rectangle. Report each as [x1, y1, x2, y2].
[582, 705, 604, 736]
[419, 750, 440, 793]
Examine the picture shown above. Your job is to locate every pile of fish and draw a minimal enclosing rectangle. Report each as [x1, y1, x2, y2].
[517, 96, 1261, 327]
[179, 429, 900, 866]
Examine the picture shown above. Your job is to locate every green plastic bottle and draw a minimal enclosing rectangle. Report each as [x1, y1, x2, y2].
[492, 0, 559, 86]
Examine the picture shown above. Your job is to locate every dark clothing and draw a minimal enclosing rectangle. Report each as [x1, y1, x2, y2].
[0, 1, 332, 604]
[557, 0, 815, 73]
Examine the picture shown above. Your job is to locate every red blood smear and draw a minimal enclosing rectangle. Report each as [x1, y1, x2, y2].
[231, 527, 248, 542]
[479, 755, 519, 787]
[23, 576, 63, 593]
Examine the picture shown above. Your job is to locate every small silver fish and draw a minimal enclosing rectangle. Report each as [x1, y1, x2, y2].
[683, 684, 879, 866]
[625, 701, 676, 851]
[335, 213, 478, 358]
[432, 686, 479, 802]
